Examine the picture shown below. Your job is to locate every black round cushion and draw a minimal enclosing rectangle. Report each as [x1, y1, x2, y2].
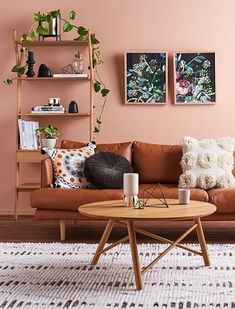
[84, 151, 133, 189]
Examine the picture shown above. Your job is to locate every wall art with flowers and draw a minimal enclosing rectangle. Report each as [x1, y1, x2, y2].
[125, 52, 168, 104]
[174, 52, 216, 105]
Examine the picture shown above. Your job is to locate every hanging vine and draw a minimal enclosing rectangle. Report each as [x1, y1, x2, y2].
[4, 9, 109, 134]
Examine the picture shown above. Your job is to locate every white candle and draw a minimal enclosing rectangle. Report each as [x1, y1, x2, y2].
[123, 173, 139, 196]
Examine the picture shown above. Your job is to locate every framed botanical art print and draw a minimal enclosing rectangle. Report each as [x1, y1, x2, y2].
[125, 52, 168, 104]
[173, 52, 216, 105]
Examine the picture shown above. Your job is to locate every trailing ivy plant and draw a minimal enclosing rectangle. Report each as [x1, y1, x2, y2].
[4, 9, 109, 134]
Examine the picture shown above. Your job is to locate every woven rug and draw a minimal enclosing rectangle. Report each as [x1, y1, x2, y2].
[0, 243, 234, 309]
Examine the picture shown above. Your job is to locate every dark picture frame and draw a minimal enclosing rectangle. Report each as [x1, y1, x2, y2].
[125, 52, 168, 104]
[173, 52, 216, 105]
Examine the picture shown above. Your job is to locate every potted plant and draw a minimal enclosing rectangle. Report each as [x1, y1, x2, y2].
[4, 9, 109, 135]
[36, 125, 59, 149]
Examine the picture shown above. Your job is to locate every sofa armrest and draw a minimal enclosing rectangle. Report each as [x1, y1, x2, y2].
[41, 158, 53, 188]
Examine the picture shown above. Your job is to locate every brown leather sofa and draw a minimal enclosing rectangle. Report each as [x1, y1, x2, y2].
[31, 140, 235, 240]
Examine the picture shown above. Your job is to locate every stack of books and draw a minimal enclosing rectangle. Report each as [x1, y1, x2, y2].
[53, 73, 88, 78]
[31, 105, 65, 114]
[18, 120, 39, 150]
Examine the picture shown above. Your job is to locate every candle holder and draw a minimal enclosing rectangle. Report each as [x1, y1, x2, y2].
[123, 173, 139, 208]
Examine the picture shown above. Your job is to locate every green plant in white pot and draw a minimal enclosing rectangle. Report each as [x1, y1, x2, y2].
[36, 125, 59, 149]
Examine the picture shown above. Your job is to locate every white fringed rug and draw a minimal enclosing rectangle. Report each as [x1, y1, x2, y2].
[0, 243, 234, 309]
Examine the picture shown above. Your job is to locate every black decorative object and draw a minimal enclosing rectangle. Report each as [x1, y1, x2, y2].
[26, 51, 35, 78]
[84, 152, 133, 189]
[68, 100, 79, 113]
[134, 183, 169, 209]
[38, 64, 52, 77]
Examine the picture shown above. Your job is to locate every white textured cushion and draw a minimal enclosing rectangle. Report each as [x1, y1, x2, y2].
[179, 136, 235, 189]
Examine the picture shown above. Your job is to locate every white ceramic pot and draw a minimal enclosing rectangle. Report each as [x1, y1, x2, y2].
[42, 138, 57, 149]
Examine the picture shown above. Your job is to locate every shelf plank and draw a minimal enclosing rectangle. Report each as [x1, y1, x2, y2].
[17, 150, 47, 163]
[17, 77, 89, 81]
[17, 183, 41, 192]
[18, 113, 90, 117]
[16, 40, 89, 47]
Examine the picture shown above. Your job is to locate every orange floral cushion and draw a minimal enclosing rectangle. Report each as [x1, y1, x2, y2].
[46, 144, 96, 188]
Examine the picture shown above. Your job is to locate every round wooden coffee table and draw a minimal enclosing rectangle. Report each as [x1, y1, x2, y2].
[79, 199, 216, 291]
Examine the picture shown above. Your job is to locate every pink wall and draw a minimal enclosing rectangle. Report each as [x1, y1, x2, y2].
[0, 0, 235, 215]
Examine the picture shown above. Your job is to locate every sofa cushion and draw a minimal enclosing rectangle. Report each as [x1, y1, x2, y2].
[45, 144, 96, 189]
[179, 136, 235, 189]
[133, 141, 182, 184]
[61, 140, 133, 162]
[31, 187, 124, 211]
[208, 188, 235, 213]
[84, 152, 133, 189]
[31, 184, 208, 211]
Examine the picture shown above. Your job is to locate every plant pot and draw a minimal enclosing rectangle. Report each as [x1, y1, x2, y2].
[42, 138, 57, 149]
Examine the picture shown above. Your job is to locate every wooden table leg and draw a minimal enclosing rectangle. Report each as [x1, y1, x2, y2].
[91, 219, 115, 265]
[127, 220, 143, 291]
[195, 217, 211, 266]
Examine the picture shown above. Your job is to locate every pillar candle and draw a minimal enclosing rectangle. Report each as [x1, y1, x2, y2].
[123, 173, 139, 196]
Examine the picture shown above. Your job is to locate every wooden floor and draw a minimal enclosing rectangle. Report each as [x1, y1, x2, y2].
[0, 216, 234, 243]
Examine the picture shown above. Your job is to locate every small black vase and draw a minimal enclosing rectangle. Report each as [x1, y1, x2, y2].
[38, 64, 52, 77]
[68, 100, 79, 113]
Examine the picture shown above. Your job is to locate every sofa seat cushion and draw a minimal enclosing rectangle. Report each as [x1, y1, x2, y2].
[31, 184, 208, 212]
[133, 141, 182, 184]
[138, 184, 208, 202]
[31, 188, 124, 211]
[208, 188, 235, 213]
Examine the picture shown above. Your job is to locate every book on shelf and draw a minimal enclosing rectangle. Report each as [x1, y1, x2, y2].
[18, 120, 39, 150]
[31, 110, 65, 114]
[32, 105, 65, 113]
[53, 73, 88, 78]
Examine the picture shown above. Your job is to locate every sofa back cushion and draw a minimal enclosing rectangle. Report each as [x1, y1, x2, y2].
[133, 141, 182, 184]
[61, 140, 133, 162]
[233, 152, 235, 176]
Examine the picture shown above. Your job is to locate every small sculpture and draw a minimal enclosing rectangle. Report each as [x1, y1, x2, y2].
[26, 51, 35, 78]
[68, 100, 79, 113]
[134, 183, 169, 209]
[38, 64, 52, 77]
[62, 51, 85, 74]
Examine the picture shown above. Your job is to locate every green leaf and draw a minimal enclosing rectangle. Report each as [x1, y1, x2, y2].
[95, 79, 101, 85]
[3, 79, 13, 85]
[11, 65, 25, 75]
[101, 88, 109, 97]
[50, 10, 60, 18]
[41, 14, 51, 23]
[69, 10, 76, 20]
[63, 21, 73, 32]
[21, 34, 32, 42]
[94, 126, 100, 133]
[94, 82, 101, 92]
[20, 47, 27, 53]
[96, 118, 102, 124]
[74, 35, 86, 42]
[29, 29, 37, 40]
[36, 25, 48, 35]
[92, 58, 97, 68]
[77, 26, 88, 36]
[91, 34, 100, 45]
[33, 12, 42, 22]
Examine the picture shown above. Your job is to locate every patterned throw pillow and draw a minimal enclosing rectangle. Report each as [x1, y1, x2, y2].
[45, 144, 96, 188]
[179, 136, 235, 189]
